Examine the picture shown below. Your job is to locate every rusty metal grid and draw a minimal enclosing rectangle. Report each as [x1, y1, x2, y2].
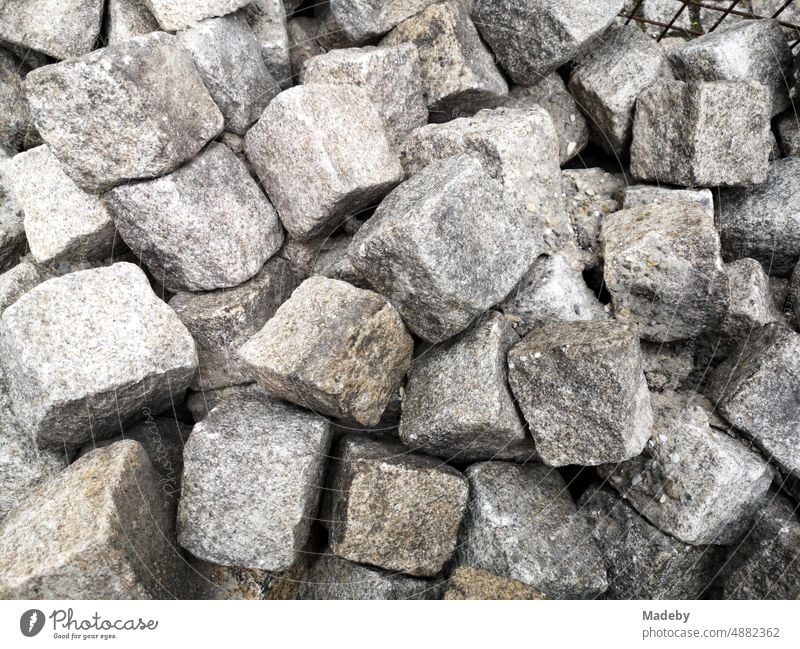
[619, 0, 800, 48]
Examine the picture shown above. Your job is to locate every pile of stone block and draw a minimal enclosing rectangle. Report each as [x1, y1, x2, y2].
[0, 0, 799, 601]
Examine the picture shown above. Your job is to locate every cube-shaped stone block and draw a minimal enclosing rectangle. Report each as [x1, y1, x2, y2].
[143, 0, 251, 30]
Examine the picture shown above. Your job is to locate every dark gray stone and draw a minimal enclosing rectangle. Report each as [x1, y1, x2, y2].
[246, 0, 292, 88]
[330, 0, 440, 42]
[0, 49, 33, 151]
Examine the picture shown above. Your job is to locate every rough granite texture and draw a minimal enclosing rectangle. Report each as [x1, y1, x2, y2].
[579, 485, 726, 599]
[246, 0, 292, 88]
[169, 258, 299, 391]
[0, 261, 47, 315]
[24, 32, 224, 193]
[602, 203, 729, 342]
[349, 155, 536, 343]
[106, 143, 283, 293]
[599, 391, 774, 545]
[287, 17, 325, 78]
[0, 153, 28, 272]
[185, 383, 266, 422]
[508, 320, 652, 466]
[443, 567, 549, 600]
[399, 312, 532, 462]
[11, 146, 117, 264]
[775, 111, 800, 157]
[330, 0, 440, 42]
[630, 80, 771, 187]
[640, 341, 694, 393]
[0, 49, 33, 152]
[622, 185, 714, 217]
[0, 263, 198, 449]
[245, 84, 403, 241]
[0, 441, 189, 598]
[178, 396, 331, 571]
[323, 435, 469, 577]
[707, 323, 800, 477]
[457, 461, 608, 599]
[720, 258, 783, 344]
[381, 1, 508, 122]
[238, 276, 413, 426]
[143, 0, 251, 30]
[471, 0, 624, 84]
[105, 0, 159, 44]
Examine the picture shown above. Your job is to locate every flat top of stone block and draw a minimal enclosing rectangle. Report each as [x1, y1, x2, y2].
[515, 319, 639, 352]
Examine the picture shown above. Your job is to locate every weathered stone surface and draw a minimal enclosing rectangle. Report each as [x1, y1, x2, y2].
[562, 168, 625, 270]
[106, 143, 283, 293]
[25, 33, 224, 193]
[185, 383, 266, 422]
[457, 461, 608, 598]
[400, 312, 532, 462]
[0, 261, 46, 315]
[315, 3, 358, 50]
[723, 493, 800, 599]
[708, 323, 800, 477]
[12, 146, 117, 264]
[143, 0, 251, 30]
[330, 0, 439, 42]
[443, 566, 549, 600]
[287, 17, 325, 79]
[246, 0, 292, 88]
[238, 276, 413, 426]
[630, 80, 771, 187]
[323, 434, 468, 576]
[295, 551, 444, 600]
[471, 0, 624, 84]
[310, 236, 367, 288]
[668, 19, 793, 117]
[0, 0, 103, 60]
[0, 151, 25, 272]
[0, 49, 33, 151]
[640, 341, 693, 393]
[622, 185, 714, 217]
[302, 44, 427, 150]
[170, 258, 298, 391]
[718, 158, 800, 277]
[0, 440, 188, 598]
[579, 485, 725, 599]
[569, 25, 671, 157]
[500, 253, 606, 337]
[0, 263, 197, 449]
[599, 391, 774, 545]
[720, 258, 783, 343]
[350, 155, 536, 343]
[178, 396, 331, 571]
[381, 1, 508, 122]
[504, 74, 589, 164]
[178, 13, 280, 135]
[602, 204, 728, 342]
[775, 110, 800, 157]
[245, 84, 402, 241]
[277, 235, 331, 280]
[105, 0, 159, 44]
[508, 320, 651, 466]
[189, 558, 272, 600]
[400, 107, 565, 253]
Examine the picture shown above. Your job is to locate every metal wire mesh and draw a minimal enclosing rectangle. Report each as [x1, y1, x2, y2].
[619, 0, 800, 48]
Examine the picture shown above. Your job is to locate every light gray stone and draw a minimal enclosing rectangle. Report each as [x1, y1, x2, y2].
[106, 143, 283, 293]
[723, 493, 800, 599]
[178, 13, 280, 135]
[708, 322, 800, 477]
[0, 151, 25, 272]
[640, 341, 694, 393]
[630, 80, 771, 187]
[323, 434, 468, 576]
[245, 84, 403, 241]
[287, 17, 325, 79]
[25, 32, 224, 193]
[668, 19, 793, 117]
[471, 0, 624, 85]
[246, 0, 292, 88]
[0, 0, 103, 60]
[599, 390, 774, 545]
[579, 485, 726, 599]
[0, 261, 46, 315]
[500, 253, 606, 337]
[169, 258, 298, 391]
[185, 383, 266, 422]
[508, 320, 652, 466]
[400, 312, 533, 462]
[720, 258, 783, 343]
[0, 49, 33, 151]
[400, 107, 566, 254]
[295, 551, 444, 600]
[143, 0, 251, 30]
[622, 184, 714, 217]
[0, 263, 198, 449]
[302, 45, 427, 150]
[718, 157, 800, 277]
[315, 3, 358, 50]
[504, 74, 589, 164]
[238, 276, 413, 426]
[0, 440, 189, 598]
[350, 155, 537, 343]
[569, 25, 671, 157]
[602, 203, 729, 342]
[381, 1, 508, 122]
[457, 461, 608, 599]
[775, 110, 800, 157]
[178, 395, 331, 571]
[12, 146, 117, 264]
[105, 0, 159, 44]
[330, 0, 440, 42]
